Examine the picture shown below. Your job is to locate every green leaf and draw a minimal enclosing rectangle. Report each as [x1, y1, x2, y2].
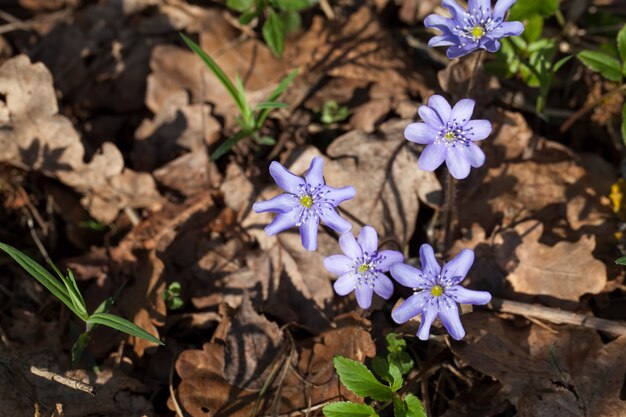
[323, 402, 378, 417]
[333, 356, 393, 401]
[577, 50, 623, 82]
[617, 24, 626, 65]
[0, 243, 84, 318]
[255, 68, 298, 128]
[255, 101, 289, 109]
[263, 9, 286, 57]
[522, 15, 543, 43]
[227, 0, 254, 12]
[87, 312, 164, 346]
[616, 255, 626, 265]
[239, 9, 258, 25]
[394, 397, 408, 417]
[179, 33, 248, 115]
[404, 394, 427, 417]
[60, 270, 88, 320]
[255, 136, 277, 145]
[508, 0, 558, 20]
[621, 103, 626, 145]
[71, 332, 91, 365]
[273, 0, 313, 11]
[280, 10, 302, 33]
[552, 55, 572, 74]
[210, 130, 250, 161]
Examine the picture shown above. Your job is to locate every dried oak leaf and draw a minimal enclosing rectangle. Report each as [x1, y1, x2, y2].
[218, 296, 283, 389]
[0, 55, 162, 223]
[452, 313, 626, 417]
[494, 220, 606, 301]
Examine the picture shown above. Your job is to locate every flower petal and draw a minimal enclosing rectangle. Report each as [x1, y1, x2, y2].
[450, 99, 475, 125]
[417, 299, 439, 340]
[428, 35, 459, 48]
[253, 194, 298, 213]
[355, 284, 373, 309]
[374, 273, 394, 300]
[333, 273, 356, 296]
[320, 209, 352, 234]
[358, 226, 378, 256]
[446, 285, 492, 305]
[442, 0, 468, 20]
[418, 105, 444, 128]
[324, 185, 356, 205]
[464, 119, 492, 141]
[428, 95, 452, 123]
[377, 250, 405, 272]
[420, 244, 441, 277]
[438, 297, 465, 340]
[300, 216, 319, 251]
[418, 144, 446, 172]
[446, 43, 478, 59]
[491, 21, 525, 37]
[265, 209, 300, 236]
[466, 142, 485, 168]
[469, 0, 490, 13]
[423, 14, 456, 33]
[445, 146, 471, 179]
[324, 255, 354, 275]
[391, 263, 432, 289]
[441, 249, 475, 285]
[493, 0, 516, 21]
[304, 156, 325, 187]
[483, 38, 501, 52]
[269, 161, 305, 194]
[405, 123, 437, 144]
[391, 292, 429, 323]
[339, 232, 362, 259]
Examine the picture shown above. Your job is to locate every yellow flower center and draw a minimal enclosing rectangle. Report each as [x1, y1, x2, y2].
[300, 195, 313, 208]
[430, 285, 444, 297]
[443, 131, 456, 141]
[358, 264, 370, 274]
[472, 26, 485, 39]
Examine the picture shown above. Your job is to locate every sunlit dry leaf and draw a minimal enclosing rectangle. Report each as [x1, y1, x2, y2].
[452, 313, 626, 417]
[0, 55, 162, 223]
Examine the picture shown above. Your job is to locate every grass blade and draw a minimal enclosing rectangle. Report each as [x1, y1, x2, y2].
[256, 68, 298, 128]
[179, 33, 247, 114]
[255, 101, 289, 109]
[87, 312, 164, 345]
[210, 129, 249, 161]
[0, 242, 83, 318]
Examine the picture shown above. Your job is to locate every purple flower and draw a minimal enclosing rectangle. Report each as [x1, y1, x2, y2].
[425, 0, 524, 58]
[404, 95, 491, 179]
[390, 244, 491, 340]
[323, 226, 404, 309]
[253, 157, 355, 251]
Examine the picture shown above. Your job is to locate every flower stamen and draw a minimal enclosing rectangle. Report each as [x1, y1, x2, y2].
[471, 26, 485, 39]
[300, 195, 313, 208]
[430, 285, 444, 297]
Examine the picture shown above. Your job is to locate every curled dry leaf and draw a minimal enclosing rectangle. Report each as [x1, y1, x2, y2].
[0, 55, 162, 223]
[221, 295, 284, 389]
[494, 220, 607, 302]
[452, 313, 626, 417]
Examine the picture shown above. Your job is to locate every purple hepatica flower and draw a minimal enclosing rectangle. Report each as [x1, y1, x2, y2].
[390, 244, 491, 340]
[323, 226, 404, 309]
[425, 0, 524, 58]
[253, 156, 355, 251]
[405, 95, 492, 179]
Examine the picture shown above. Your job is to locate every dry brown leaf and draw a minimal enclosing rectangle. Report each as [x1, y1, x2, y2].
[133, 90, 221, 171]
[0, 55, 162, 223]
[153, 149, 223, 197]
[452, 313, 626, 417]
[221, 295, 283, 389]
[494, 220, 606, 302]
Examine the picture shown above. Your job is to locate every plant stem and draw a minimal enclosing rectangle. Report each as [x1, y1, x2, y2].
[560, 83, 626, 133]
[466, 51, 485, 97]
[441, 171, 456, 254]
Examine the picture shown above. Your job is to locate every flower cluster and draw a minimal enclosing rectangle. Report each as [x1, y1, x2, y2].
[252, 0, 523, 341]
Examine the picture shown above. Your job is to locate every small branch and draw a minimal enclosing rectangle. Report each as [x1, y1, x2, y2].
[490, 298, 626, 336]
[560, 83, 626, 133]
[2, 358, 95, 395]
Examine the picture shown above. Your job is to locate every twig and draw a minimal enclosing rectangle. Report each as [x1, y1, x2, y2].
[318, 0, 335, 20]
[559, 83, 626, 133]
[490, 298, 626, 336]
[2, 357, 95, 395]
[169, 354, 186, 417]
